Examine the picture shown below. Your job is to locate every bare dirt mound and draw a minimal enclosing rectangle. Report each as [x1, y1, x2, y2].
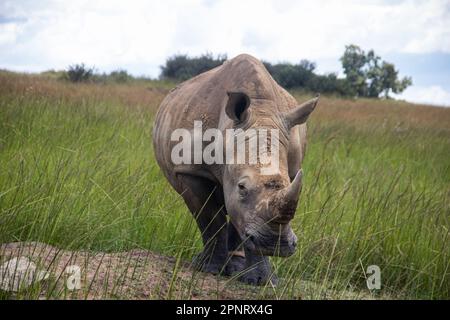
[0, 242, 375, 300]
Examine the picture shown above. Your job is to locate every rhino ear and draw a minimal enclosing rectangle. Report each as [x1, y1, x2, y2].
[225, 91, 251, 122]
[284, 95, 319, 129]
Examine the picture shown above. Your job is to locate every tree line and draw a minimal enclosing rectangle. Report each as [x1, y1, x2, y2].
[61, 44, 411, 99]
[57, 64, 148, 84]
[160, 45, 412, 98]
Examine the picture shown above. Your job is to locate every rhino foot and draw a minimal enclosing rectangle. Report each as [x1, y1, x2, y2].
[224, 254, 246, 276]
[238, 248, 278, 286]
[192, 252, 226, 275]
[238, 268, 278, 286]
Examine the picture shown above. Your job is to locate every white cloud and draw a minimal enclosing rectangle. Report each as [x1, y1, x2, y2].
[0, 22, 20, 45]
[397, 85, 450, 107]
[1, 0, 449, 75]
[0, 0, 449, 107]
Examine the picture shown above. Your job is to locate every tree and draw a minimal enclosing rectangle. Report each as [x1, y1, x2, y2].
[340, 45, 368, 96]
[365, 50, 383, 98]
[379, 62, 412, 98]
[340, 45, 412, 98]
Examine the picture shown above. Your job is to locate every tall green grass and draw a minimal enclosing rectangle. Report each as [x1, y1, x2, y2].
[0, 73, 449, 299]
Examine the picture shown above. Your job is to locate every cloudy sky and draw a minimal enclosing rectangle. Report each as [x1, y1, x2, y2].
[1, 0, 449, 106]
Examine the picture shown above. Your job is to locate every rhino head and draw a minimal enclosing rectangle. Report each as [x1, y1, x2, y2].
[222, 92, 318, 257]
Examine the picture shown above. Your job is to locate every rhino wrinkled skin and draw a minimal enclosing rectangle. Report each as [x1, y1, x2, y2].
[153, 54, 318, 285]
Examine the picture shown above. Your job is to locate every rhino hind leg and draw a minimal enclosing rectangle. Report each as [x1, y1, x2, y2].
[176, 174, 228, 274]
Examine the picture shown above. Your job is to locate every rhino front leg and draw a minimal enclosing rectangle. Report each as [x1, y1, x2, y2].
[224, 222, 246, 276]
[177, 174, 228, 274]
[238, 247, 278, 286]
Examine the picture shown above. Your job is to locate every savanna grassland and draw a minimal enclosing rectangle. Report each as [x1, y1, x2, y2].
[0, 71, 449, 299]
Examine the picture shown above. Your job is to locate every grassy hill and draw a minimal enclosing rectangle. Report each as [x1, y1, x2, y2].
[0, 71, 449, 299]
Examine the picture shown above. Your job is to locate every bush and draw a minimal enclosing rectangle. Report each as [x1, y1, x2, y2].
[62, 67, 148, 84]
[66, 64, 94, 83]
[307, 73, 350, 95]
[109, 69, 132, 83]
[263, 60, 316, 89]
[160, 53, 227, 81]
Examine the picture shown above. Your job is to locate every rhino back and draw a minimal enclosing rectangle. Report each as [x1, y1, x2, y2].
[152, 54, 307, 183]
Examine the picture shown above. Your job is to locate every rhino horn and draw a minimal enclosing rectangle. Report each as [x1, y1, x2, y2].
[285, 169, 303, 204]
[271, 170, 303, 223]
[283, 95, 319, 129]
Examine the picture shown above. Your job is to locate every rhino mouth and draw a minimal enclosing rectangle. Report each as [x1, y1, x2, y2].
[244, 227, 297, 257]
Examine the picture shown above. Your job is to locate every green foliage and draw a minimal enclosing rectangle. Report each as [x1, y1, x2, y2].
[307, 73, 350, 95]
[340, 45, 412, 98]
[160, 53, 227, 81]
[379, 62, 413, 98]
[61, 66, 154, 84]
[65, 63, 95, 82]
[160, 47, 412, 99]
[109, 69, 132, 83]
[340, 45, 368, 96]
[263, 60, 316, 89]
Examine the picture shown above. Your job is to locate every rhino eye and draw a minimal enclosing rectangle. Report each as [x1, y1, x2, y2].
[237, 183, 248, 197]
